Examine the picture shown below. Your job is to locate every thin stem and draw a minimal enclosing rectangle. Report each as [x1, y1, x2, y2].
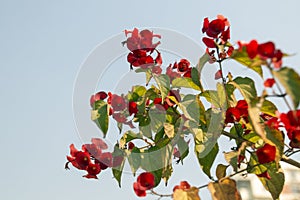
[150, 190, 172, 198]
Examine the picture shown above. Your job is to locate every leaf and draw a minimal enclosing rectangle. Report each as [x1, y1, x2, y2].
[162, 164, 173, 186]
[119, 130, 142, 149]
[261, 100, 278, 117]
[191, 67, 203, 92]
[230, 48, 265, 77]
[230, 77, 257, 102]
[273, 67, 300, 108]
[164, 123, 175, 138]
[172, 77, 202, 91]
[127, 147, 141, 175]
[216, 164, 228, 180]
[177, 137, 189, 163]
[224, 151, 238, 172]
[135, 68, 152, 85]
[173, 187, 201, 200]
[196, 53, 210, 75]
[149, 107, 166, 133]
[112, 145, 126, 187]
[153, 74, 170, 103]
[249, 156, 285, 200]
[266, 127, 284, 165]
[92, 103, 109, 137]
[179, 94, 202, 123]
[208, 178, 242, 200]
[195, 143, 219, 179]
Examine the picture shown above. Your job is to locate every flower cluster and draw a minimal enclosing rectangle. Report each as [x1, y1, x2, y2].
[225, 100, 249, 124]
[202, 15, 233, 64]
[124, 28, 162, 73]
[65, 138, 121, 179]
[280, 110, 300, 148]
[133, 172, 155, 197]
[166, 59, 192, 81]
[237, 40, 283, 68]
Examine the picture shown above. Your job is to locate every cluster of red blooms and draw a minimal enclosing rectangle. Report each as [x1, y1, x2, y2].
[133, 172, 155, 197]
[225, 100, 249, 124]
[65, 138, 123, 179]
[124, 28, 162, 74]
[90, 91, 138, 127]
[165, 59, 192, 81]
[202, 15, 233, 63]
[238, 40, 283, 69]
[173, 181, 191, 192]
[263, 110, 300, 148]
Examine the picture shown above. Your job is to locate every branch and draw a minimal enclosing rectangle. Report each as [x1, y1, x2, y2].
[281, 155, 300, 168]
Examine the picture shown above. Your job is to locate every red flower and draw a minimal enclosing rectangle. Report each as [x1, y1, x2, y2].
[155, 52, 162, 66]
[214, 70, 222, 80]
[246, 40, 258, 59]
[152, 65, 162, 75]
[236, 100, 248, 117]
[166, 90, 181, 107]
[202, 37, 215, 48]
[137, 172, 155, 190]
[90, 91, 108, 107]
[82, 143, 102, 158]
[84, 163, 101, 179]
[280, 110, 300, 148]
[258, 41, 275, 58]
[264, 78, 275, 88]
[183, 68, 192, 78]
[173, 181, 191, 192]
[112, 155, 124, 167]
[225, 107, 240, 124]
[128, 101, 138, 116]
[166, 64, 180, 81]
[111, 94, 126, 111]
[66, 144, 91, 170]
[203, 18, 226, 38]
[177, 59, 190, 72]
[153, 97, 169, 111]
[220, 27, 230, 43]
[256, 143, 276, 164]
[127, 50, 154, 69]
[133, 182, 146, 197]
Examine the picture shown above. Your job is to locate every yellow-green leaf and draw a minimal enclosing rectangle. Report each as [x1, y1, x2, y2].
[208, 178, 242, 200]
[173, 187, 201, 200]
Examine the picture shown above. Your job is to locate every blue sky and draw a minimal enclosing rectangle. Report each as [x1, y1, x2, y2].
[1, 0, 300, 199]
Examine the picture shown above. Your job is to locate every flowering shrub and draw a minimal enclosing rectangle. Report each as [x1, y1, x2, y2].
[66, 15, 300, 199]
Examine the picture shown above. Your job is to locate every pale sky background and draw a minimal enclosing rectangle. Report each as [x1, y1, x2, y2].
[1, 0, 300, 200]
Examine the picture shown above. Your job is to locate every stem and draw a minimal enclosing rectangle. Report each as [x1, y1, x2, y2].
[268, 64, 293, 110]
[150, 190, 172, 198]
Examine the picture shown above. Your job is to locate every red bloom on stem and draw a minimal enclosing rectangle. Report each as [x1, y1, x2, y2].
[264, 78, 275, 88]
[82, 143, 102, 158]
[203, 18, 226, 38]
[112, 112, 127, 123]
[84, 163, 101, 179]
[214, 70, 223, 80]
[246, 40, 258, 59]
[128, 101, 138, 116]
[225, 107, 240, 124]
[111, 94, 126, 111]
[137, 172, 155, 190]
[177, 59, 190, 72]
[236, 100, 248, 117]
[256, 143, 276, 164]
[91, 138, 108, 150]
[127, 50, 154, 69]
[258, 41, 275, 58]
[280, 110, 300, 148]
[153, 97, 169, 111]
[133, 182, 147, 197]
[66, 144, 91, 170]
[90, 91, 108, 107]
[173, 181, 191, 192]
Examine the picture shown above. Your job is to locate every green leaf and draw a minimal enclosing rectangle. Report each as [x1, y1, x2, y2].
[149, 107, 166, 133]
[164, 123, 174, 138]
[179, 94, 203, 123]
[191, 67, 203, 92]
[112, 145, 126, 187]
[135, 68, 152, 85]
[172, 77, 202, 91]
[196, 53, 210, 75]
[177, 137, 189, 163]
[119, 130, 142, 149]
[162, 164, 173, 186]
[92, 103, 109, 137]
[249, 156, 285, 200]
[261, 100, 278, 117]
[195, 143, 219, 179]
[230, 77, 257, 103]
[230, 48, 265, 77]
[273, 67, 300, 108]
[266, 127, 284, 164]
[153, 74, 170, 103]
[224, 151, 239, 172]
[127, 147, 141, 175]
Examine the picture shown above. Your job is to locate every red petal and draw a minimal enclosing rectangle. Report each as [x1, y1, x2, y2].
[257, 171, 271, 180]
[246, 40, 258, 59]
[214, 70, 222, 80]
[137, 172, 155, 190]
[256, 143, 276, 164]
[202, 37, 216, 48]
[258, 41, 275, 58]
[133, 182, 147, 197]
[91, 138, 108, 150]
